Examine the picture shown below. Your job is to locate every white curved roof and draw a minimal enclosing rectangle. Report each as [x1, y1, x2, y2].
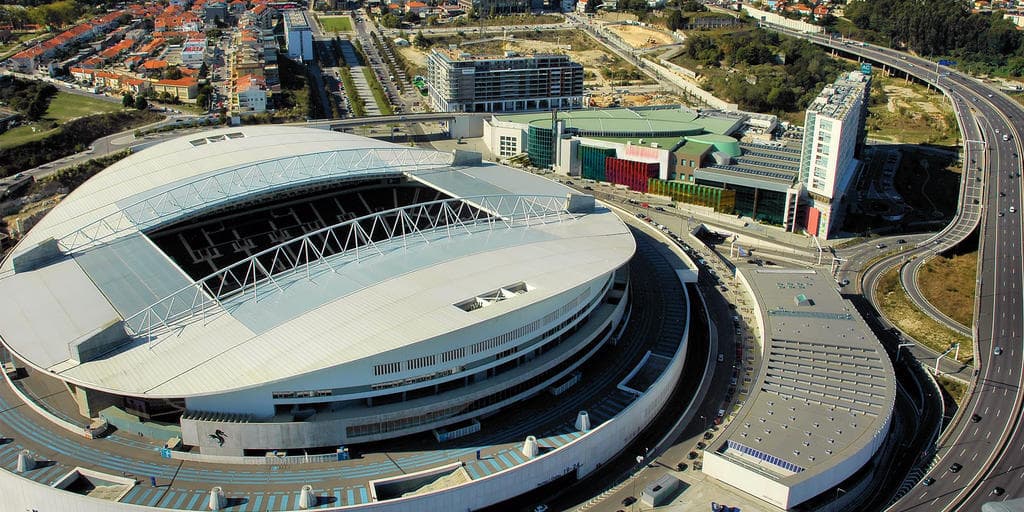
[0, 126, 635, 397]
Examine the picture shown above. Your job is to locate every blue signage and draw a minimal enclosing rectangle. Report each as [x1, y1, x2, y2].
[938, 59, 957, 67]
[860, 63, 872, 75]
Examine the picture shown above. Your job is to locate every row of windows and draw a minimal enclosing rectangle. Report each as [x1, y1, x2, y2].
[441, 347, 465, 363]
[499, 135, 519, 158]
[271, 389, 332, 399]
[373, 362, 401, 376]
[370, 367, 459, 391]
[372, 286, 592, 377]
[407, 355, 436, 370]
[346, 317, 616, 438]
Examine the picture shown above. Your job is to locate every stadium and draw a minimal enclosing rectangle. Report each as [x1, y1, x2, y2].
[0, 125, 638, 457]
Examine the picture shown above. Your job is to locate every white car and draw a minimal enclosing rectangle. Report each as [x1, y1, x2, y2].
[1011, 206, 1017, 213]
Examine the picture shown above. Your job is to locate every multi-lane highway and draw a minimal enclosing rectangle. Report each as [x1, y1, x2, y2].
[769, 24, 1024, 511]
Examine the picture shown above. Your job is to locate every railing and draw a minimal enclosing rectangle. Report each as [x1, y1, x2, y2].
[59, 146, 455, 252]
[122, 194, 575, 343]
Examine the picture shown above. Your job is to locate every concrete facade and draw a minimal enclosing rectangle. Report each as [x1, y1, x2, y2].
[427, 50, 584, 113]
[283, 10, 313, 62]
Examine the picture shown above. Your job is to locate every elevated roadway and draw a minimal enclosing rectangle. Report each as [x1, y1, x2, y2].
[767, 24, 1024, 511]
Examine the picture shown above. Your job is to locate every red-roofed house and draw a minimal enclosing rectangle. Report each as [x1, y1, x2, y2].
[141, 59, 170, 72]
[235, 74, 267, 112]
[787, 3, 812, 16]
[406, 1, 429, 15]
[151, 76, 199, 101]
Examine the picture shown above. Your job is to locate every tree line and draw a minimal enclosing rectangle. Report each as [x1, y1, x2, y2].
[0, 1, 84, 29]
[0, 78, 57, 120]
[845, 0, 1024, 76]
[0, 110, 160, 177]
[684, 29, 847, 113]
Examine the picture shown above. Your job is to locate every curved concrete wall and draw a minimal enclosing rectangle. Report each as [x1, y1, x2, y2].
[0, 269, 692, 512]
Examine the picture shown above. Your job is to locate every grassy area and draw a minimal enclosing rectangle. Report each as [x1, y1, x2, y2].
[46, 93, 122, 119]
[0, 32, 43, 59]
[0, 124, 59, 147]
[918, 250, 977, 328]
[936, 374, 967, 404]
[866, 74, 959, 146]
[892, 147, 962, 219]
[338, 67, 365, 117]
[362, 67, 393, 116]
[0, 92, 124, 147]
[319, 15, 353, 32]
[876, 265, 973, 363]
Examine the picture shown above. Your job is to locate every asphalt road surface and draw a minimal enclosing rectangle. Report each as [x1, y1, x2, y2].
[770, 25, 1024, 511]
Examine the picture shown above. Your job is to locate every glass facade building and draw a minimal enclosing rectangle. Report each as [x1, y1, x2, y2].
[647, 179, 736, 213]
[579, 145, 616, 182]
[527, 125, 554, 168]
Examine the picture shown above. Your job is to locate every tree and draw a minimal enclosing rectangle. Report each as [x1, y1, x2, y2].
[163, 67, 183, 80]
[415, 30, 431, 48]
[122, 92, 135, 108]
[134, 96, 148, 110]
[403, 10, 420, 24]
[667, 9, 685, 31]
[380, 13, 400, 28]
[199, 62, 209, 79]
[679, 0, 706, 12]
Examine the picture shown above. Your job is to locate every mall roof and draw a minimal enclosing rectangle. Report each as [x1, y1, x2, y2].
[494, 106, 743, 138]
[711, 268, 895, 487]
[0, 126, 635, 397]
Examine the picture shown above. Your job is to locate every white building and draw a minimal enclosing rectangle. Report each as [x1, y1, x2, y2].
[797, 70, 869, 239]
[180, 39, 207, 68]
[283, 10, 313, 62]
[235, 74, 267, 112]
[703, 268, 895, 510]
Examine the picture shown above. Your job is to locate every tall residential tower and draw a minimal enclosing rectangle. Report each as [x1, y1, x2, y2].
[798, 70, 870, 239]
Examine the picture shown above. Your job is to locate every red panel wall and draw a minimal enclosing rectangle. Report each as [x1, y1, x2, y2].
[805, 206, 820, 237]
[605, 157, 658, 193]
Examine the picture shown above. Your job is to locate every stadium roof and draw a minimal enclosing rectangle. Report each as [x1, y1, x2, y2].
[710, 268, 895, 487]
[0, 126, 634, 397]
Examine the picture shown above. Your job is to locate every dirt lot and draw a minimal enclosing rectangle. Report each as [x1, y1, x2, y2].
[918, 250, 977, 328]
[606, 24, 675, 49]
[866, 75, 957, 145]
[877, 265, 973, 363]
[404, 30, 650, 89]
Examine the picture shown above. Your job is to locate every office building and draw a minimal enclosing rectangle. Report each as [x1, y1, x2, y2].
[427, 49, 584, 113]
[283, 10, 313, 62]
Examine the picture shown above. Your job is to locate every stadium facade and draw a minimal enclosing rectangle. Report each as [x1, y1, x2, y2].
[0, 126, 636, 457]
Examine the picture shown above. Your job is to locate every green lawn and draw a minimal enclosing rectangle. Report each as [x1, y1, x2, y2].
[0, 92, 124, 147]
[320, 16, 353, 33]
[363, 67, 393, 116]
[0, 124, 60, 147]
[46, 92, 123, 120]
[0, 32, 43, 60]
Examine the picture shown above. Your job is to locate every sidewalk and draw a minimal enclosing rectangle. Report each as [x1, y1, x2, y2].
[586, 184, 823, 255]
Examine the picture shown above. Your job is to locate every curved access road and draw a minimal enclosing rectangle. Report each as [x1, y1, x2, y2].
[766, 23, 1024, 511]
